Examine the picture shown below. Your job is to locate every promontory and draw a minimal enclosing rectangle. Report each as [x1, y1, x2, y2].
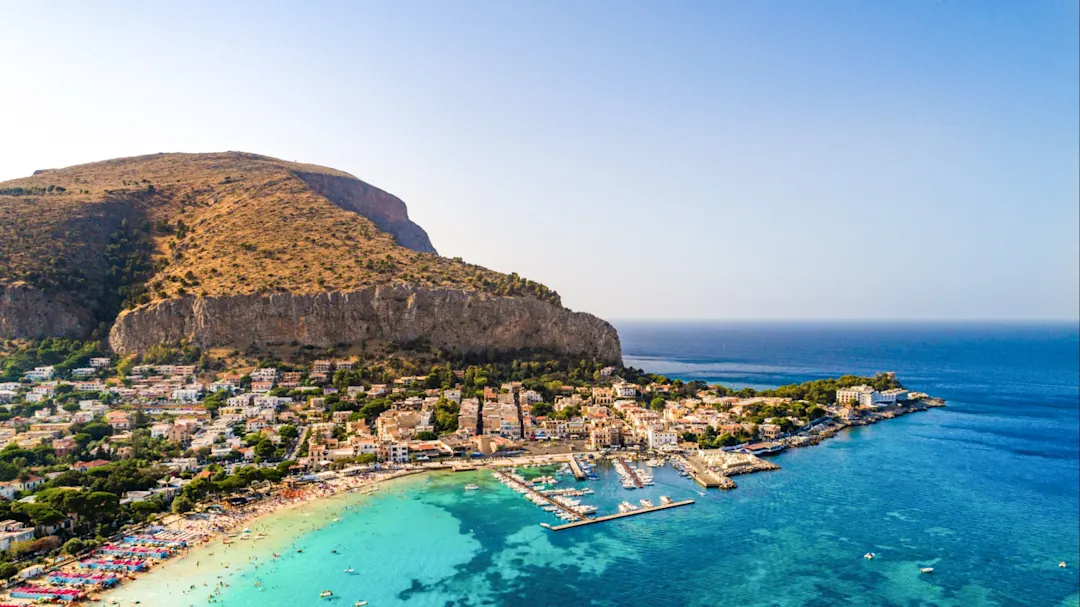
[0, 152, 621, 363]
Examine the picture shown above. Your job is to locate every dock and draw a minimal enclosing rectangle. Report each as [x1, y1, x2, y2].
[547, 499, 695, 531]
[491, 469, 587, 521]
[567, 457, 587, 481]
[681, 456, 733, 489]
[615, 458, 644, 488]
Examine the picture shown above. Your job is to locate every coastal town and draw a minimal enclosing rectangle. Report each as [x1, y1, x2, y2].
[0, 347, 943, 603]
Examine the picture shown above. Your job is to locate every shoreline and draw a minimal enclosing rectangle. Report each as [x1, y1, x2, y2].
[15, 467, 430, 605]
[34, 406, 946, 604]
[86, 456, 573, 604]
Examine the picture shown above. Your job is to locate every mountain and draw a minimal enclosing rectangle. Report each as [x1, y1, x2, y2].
[0, 152, 621, 363]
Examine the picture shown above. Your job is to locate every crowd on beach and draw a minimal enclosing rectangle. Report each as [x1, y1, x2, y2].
[0, 466, 421, 605]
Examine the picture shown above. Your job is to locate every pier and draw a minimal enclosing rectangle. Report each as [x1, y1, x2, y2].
[491, 469, 587, 521]
[547, 499, 695, 531]
[567, 456, 587, 480]
[681, 456, 733, 489]
[615, 458, 644, 488]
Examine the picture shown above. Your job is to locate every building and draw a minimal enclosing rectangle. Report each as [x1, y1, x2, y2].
[646, 427, 678, 450]
[378, 441, 409, 463]
[105, 411, 131, 431]
[613, 381, 638, 398]
[24, 366, 55, 381]
[836, 385, 878, 407]
[589, 424, 622, 449]
[876, 388, 909, 404]
[89, 357, 111, 368]
[0, 521, 35, 551]
[760, 423, 783, 440]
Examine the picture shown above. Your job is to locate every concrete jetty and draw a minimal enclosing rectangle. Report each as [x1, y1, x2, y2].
[615, 458, 644, 488]
[547, 499, 695, 531]
[567, 456, 587, 481]
[682, 456, 734, 489]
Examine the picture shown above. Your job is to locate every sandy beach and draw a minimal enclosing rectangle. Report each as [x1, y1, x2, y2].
[0, 467, 428, 606]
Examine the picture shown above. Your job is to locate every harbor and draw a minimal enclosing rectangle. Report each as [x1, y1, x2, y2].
[488, 456, 705, 532]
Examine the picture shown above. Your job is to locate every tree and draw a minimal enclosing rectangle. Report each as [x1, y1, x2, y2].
[415, 431, 438, 441]
[650, 397, 666, 411]
[82, 422, 113, 441]
[62, 537, 87, 555]
[530, 402, 554, 418]
[278, 424, 299, 441]
[172, 495, 194, 514]
[254, 439, 275, 460]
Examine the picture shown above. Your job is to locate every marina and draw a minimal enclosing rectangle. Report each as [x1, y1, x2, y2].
[491, 469, 590, 521]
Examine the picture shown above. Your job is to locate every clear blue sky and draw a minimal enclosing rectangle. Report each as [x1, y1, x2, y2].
[2, 1, 1077, 320]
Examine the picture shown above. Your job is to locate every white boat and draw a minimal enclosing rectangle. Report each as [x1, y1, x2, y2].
[344, 568, 355, 573]
[464, 484, 479, 491]
[618, 501, 639, 513]
[864, 553, 875, 560]
[356, 602, 369, 606]
[320, 590, 334, 598]
[920, 567, 934, 574]
[639, 499, 654, 508]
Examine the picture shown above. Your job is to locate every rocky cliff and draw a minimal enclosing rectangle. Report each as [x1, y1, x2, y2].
[109, 285, 621, 363]
[0, 283, 95, 340]
[295, 171, 437, 254]
[2, 152, 621, 364]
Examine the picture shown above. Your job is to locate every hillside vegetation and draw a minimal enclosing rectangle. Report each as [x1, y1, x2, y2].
[0, 152, 560, 330]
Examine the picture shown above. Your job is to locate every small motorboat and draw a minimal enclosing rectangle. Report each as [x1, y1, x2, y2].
[320, 590, 334, 598]
[355, 602, 368, 606]
[920, 567, 934, 574]
[1060, 561, 1068, 568]
[344, 568, 355, 573]
[464, 484, 479, 491]
[864, 553, 876, 560]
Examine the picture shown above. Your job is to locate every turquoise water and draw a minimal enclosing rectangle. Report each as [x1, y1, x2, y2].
[114, 322, 1080, 606]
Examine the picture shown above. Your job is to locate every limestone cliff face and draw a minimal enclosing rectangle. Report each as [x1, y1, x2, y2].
[0, 284, 95, 339]
[109, 285, 621, 363]
[294, 171, 438, 254]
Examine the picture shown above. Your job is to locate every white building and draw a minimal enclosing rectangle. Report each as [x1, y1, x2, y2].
[172, 387, 203, 402]
[876, 388, 909, 404]
[379, 441, 409, 463]
[613, 381, 637, 398]
[24, 366, 55, 381]
[646, 428, 679, 450]
[836, 385, 878, 407]
[89, 357, 111, 368]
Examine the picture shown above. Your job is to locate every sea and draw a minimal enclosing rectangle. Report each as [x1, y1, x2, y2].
[103, 321, 1080, 607]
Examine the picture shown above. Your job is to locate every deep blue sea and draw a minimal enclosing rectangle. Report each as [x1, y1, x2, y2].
[110, 322, 1080, 607]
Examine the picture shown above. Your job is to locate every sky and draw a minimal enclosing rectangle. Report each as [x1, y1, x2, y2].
[1, 1, 1077, 321]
